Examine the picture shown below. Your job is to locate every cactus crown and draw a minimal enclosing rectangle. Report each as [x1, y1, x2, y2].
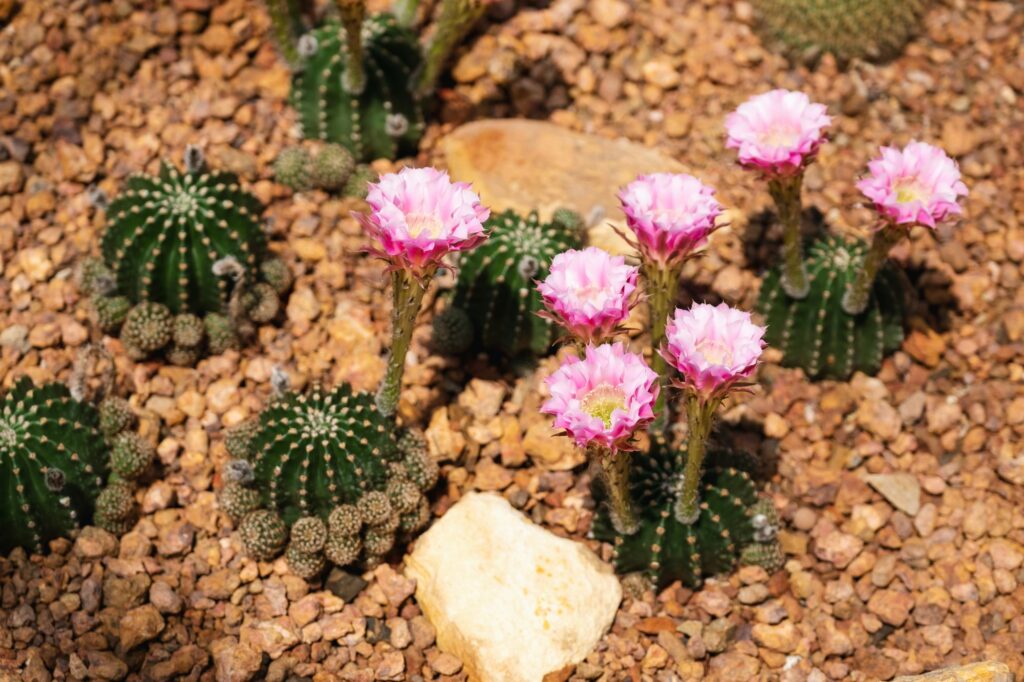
[224, 383, 437, 575]
[592, 439, 782, 589]
[100, 150, 266, 316]
[291, 15, 425, 162]
[753, 0, 931, 64]
[758, 235, 908, 380]
[444, 209, 583, 357]
[0, 378, 108, 554]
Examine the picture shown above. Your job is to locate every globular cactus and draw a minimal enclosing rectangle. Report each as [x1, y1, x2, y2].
[291, 15, 425, 162]
[311, 144, 355, 191]
[89, 148, 291, 363]
[758, 235, 908, 380]
[753, 0, 931, 64]
[440, 209, 583, 357]
[430, 306, 474, 355]
[274, 146, 313, 191]
[221, 383, 437, 576]
[592, 438, 781, 589]
[0, 379, 122, 554]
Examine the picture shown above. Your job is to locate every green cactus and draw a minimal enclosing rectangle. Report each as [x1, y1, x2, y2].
[0, 378, 108, 554]
[94, 148, 291, 363]
[263, 0, 308, 67]
[430, 305, 474, 355]
[94, 479, 137, 534]
[291, 14, 425, 162]
[110, 432, 154, 481]
[221, 383, 437, 575]
[753, 0, 931, 64]
[444, 209, 584, 357]
[592, 439, 780, 589]
[343, 165, 378, 199]
[274, 146, 313, 191]
[758, 235, 909, 380]
[98, 396, 136, 439]
[311, 144, 355, 191]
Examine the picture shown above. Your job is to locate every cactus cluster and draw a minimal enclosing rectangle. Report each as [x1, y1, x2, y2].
[291, 15, 425, 163]
[86, 148, 292, 364]
[0, 379, 149, 554]
[758, 235, 909, 380]
[592, 438, 783, 589]
[435, 209, 584, 358]
[220, 383, 438, 578]
[273, 143, 377, 198]
[753, 0, 931, 64]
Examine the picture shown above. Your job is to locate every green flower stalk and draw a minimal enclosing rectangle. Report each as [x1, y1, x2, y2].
[418, 0, 489, 97]
[354, 167, 490, 417]
[337, 0, 367, 94]
[768, 174, 809, 298]
[594, 445, 638, 536]
[841, 224, 905, 314]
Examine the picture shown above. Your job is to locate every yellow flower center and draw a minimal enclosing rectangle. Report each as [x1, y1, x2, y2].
[759, 126, 799, 148]
[405, 212, 445, 238]
[696, 338, 734, 367]
[580, 384, 626, 428]
[894, 180, 927, 204]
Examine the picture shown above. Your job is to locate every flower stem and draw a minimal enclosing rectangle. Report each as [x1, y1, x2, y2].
[842, 226, 905, 315]
[594, 446, 638, 535]
[674, 395, 720, 525]
[391, 0, 420, 27]
[417, 0, 487, 97]
[376, 269, 428, 417]
[337, 0, 366, 94]
[642, 261, 681, 433]
[768, 174, 809, 299]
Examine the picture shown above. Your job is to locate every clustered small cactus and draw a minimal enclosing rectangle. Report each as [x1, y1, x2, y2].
[220, 383, 438, 577]
[753, 0, 931, 64]
[759, 235, 909, 379]
[436, 209, 583, 358]
[273, 143, 377, 197]
[0, 378, 148, 554]
[592, 439, 783, 589]
[85, 147, 292, 364]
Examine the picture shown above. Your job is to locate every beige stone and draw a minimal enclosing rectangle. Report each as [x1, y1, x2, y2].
[405, 492, 621, 682]
[893, 661, 1013, 682]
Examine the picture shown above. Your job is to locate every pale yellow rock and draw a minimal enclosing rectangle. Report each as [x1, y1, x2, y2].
[405, 492, 621, 682]
[893, 661, 1013, 682]
[443, 119, 687, 256]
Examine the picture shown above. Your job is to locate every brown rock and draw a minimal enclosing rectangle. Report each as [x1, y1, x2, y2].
[119, 605, 165, 650]
[867, 589, 914, 627]
[751, 620, 800, 653]
[211, 637, 263, 682]
[708, 652, 760, 679]
[814, 530, 864, 569]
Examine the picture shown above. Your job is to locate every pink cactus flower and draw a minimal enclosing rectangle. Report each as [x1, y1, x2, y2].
[542, 343, 659, 451]
[857, 141, 969, 228]
[617, 173, 724, 266]
[661, 302, 765, 402]
[537, 247, 638, 344]
[725, 90, 832, 176]
[357, 167, 489, 275]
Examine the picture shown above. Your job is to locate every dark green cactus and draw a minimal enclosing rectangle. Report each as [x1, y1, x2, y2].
[753, 0, 930, 64]
[430, 306, 474, 355]
[592, 439, 781, 589]
[758, 235, 909, 380]
[222, 383, 437, 576]
[443, 209, 584, 357]
[291, 15, 424, 162]
[311, 144, 355, 191]
[0, 378, 108, 554]
[92, 148, 291, 363]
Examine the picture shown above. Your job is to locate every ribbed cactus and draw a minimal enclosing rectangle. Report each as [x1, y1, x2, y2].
[592, 438, 782, 589]
[753, 0, 931, 63]
[90, 148, 291, 363]
[291, 15, 425, 162]
[758, 235, 908, 380]
[0, 378, 107, 554]
[440, 209, 584, 357]
[221, 383, 437, 576]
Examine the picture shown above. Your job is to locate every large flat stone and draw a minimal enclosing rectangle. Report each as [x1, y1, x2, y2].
[893, 661, 1013, 682]
[405, 491, 621, 682]
[443, 119, 686, 254]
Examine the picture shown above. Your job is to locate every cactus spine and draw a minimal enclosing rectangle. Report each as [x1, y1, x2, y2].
[442, 209, 583, 357]
[221, 383, 437, 575]
[758, 235, 908, 380]
[291, 15, 425, 162]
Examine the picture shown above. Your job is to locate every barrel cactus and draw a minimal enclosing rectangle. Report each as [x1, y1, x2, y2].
[438, 209, 584, 357]
[753, 0, 931, 64]
[221, 383, 438, 577]
[758, 235, 909, 380]
[592, 439, 782, 589]
[291, 14, 425, 163]
[89, 147, 291, 363]
[0, 379, 144, 554]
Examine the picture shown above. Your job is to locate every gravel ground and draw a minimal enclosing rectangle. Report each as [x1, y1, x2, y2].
[1, 0, 1023, 680]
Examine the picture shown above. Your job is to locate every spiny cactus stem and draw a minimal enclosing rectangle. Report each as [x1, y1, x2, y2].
[265, 0, 303, 67]
[641, 261, 683, 433]
[376, 269, 429, 417]
[675, 395, 721, 525]
[337, 0, 367, 94]
[592, 445, 639, 536]
[417, 0, 487, 97]
[768, 174, 809, 299]
[842, 224, 905, 315]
